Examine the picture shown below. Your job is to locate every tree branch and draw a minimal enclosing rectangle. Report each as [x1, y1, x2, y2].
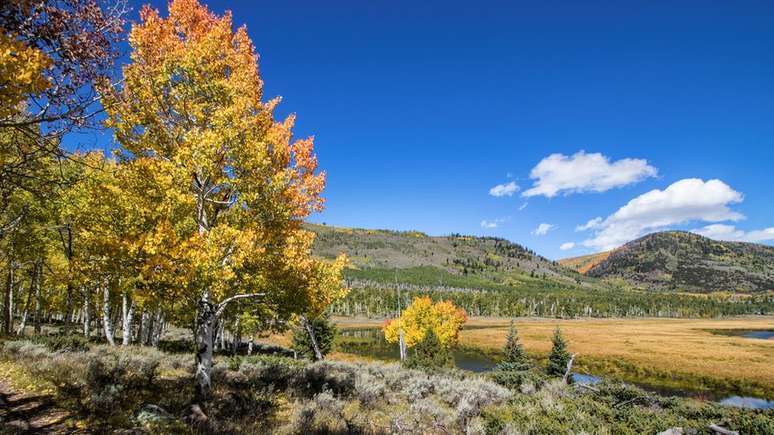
[215, 293, 266, 319]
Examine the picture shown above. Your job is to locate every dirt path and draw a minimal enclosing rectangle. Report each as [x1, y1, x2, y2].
[0, 381, 73, 434]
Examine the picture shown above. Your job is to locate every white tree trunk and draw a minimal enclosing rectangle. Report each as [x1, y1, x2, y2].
[399, 329, 407, 361]
[83, 287, 91, 338]
[216, 321, 225, 351]
[563, 353, 578, 383]
[300, 315, 323, 361]
[144, 311, 154, 345]
[151, 311, 163, 347]
[8, 276, 13, 333]
[33, 261, 42, 335]
[194, 294, 215, 401]
[102, 284, 115, 346]
[121, 291, 134, 346]
[2, 264, 12, 335]
[191, 291, 265, 403]
[137, 309, 146, 343]
[232, 317, 241, 354]
[15, 277, 33, 336]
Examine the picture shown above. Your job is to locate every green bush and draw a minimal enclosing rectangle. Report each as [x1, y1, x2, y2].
[404, 329, 453, 370]
[34, 333, 91, 352]
[490, 368, 545, 391]
[292, 313, 338, 360]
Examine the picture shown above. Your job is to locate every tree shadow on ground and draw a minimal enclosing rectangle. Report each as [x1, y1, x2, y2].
[0, 382, 72, 434]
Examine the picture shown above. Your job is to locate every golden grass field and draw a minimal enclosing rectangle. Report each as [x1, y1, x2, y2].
[329, 316, 774, 396]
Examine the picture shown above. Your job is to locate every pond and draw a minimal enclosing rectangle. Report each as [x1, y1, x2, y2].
[572, 372, 774, 410]
[337, 327, 496, 372]
[338, 327, 774, 410]
[707, 329, 774, 340]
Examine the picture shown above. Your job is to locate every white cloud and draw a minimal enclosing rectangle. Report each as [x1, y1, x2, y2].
[522, 151, 658, 198]
[578, 178, 744, 251]
[692, 224, 774, 243]
[489, 181, 519, 197]
[532, 223, 555, 236]
[576, 217, 603, 231]
[481, 217, 510, 229]
[480, 220, 498, 229]
[560, 242, 575, 251]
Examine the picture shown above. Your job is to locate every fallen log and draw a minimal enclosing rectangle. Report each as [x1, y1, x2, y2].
[708, 424, 738, 435]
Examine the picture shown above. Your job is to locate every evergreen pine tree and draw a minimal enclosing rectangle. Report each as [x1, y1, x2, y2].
[547, 327, 571, 377]
[497, 320, 530, 371]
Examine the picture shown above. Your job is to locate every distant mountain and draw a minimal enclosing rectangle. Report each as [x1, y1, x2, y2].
[305, 223, 582, 284]
[563, 231, 774, 293]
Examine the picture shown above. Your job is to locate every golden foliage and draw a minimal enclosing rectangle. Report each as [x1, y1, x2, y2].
[0, 31, 51, 117]
[383, 297, 467, 348]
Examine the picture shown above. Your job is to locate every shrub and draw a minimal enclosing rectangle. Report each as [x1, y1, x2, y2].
[289, 391, 348, 433]
[215, 354, 303, 392]
[34, 333, 91, 352]
[354, 372, 386, 406]
[3, 340, 48, 358]
[295, 361, 358, 397]
[491, 368, 544, 391]
[402, 375, 435, 401]
[1, 342, 192, 429]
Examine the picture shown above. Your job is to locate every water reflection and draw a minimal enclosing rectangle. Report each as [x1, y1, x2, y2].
[708, 329, 774, 340]
[338, 327, 496, 372]
[572, 373, 602, 385]
[742, 330, 774, 340]
[719, 396, 774, 410]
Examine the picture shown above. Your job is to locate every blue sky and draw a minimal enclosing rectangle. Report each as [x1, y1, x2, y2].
[78, 0, 774, 259]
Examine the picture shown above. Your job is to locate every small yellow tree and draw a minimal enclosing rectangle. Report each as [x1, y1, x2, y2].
[383, 296, 467, 349]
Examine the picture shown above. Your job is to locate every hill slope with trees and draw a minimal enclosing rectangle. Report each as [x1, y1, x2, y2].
[307, 223, 581, 284]
[564, 231, 774, 293]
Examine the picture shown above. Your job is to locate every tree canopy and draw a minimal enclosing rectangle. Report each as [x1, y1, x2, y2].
[383, 296, 467, 349]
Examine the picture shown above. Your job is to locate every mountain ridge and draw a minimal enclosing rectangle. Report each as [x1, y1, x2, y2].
[562, 231, 774, 293]
[305, 222, 582, 285]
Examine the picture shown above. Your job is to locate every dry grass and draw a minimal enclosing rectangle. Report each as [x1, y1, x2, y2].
[0, 360, 55, 396]
[333, 316, 774, 394]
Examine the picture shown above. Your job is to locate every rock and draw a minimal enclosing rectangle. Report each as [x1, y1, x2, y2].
[136, 404, 174, 425]
[658, 428, 684, 435]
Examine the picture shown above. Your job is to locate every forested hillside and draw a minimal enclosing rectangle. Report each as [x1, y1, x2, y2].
[580, 231, 774, 293]
[307, 225, 774, 318]
[307, 223, 577, 282]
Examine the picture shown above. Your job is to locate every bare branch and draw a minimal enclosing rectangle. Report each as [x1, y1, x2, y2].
[215, 293, 266, 319]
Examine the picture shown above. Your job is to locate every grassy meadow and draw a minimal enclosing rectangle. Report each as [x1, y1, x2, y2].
[327, 316, 774, 397]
